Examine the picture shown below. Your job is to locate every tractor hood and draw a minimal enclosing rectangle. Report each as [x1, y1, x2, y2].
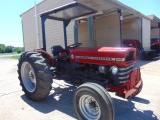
[69, 47, 136, 67]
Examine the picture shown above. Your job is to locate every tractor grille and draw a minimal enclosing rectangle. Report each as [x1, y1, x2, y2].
[118, 64, 134, 83]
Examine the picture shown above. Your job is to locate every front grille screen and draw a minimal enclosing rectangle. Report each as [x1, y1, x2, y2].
[118, 64, 134, 83]
[126, 51, 134, 62]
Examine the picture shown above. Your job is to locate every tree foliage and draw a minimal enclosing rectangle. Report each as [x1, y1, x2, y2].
[0, 44, 24, 53]
[15, 47, 24, 53]
[0, 44, 5, 53]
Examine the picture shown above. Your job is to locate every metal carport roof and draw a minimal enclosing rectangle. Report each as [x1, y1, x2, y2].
[76, 0, 151, 20]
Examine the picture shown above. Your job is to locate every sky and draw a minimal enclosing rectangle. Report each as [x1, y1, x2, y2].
[0, 0, 43, 47]
[0, 0, 160, 47]
[118, 0, 160, 18]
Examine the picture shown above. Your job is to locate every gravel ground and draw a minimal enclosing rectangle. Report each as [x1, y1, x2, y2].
[0, 57, 159, 120]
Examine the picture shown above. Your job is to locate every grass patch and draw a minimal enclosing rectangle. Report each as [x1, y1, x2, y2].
[0, 52, 17, 55]
[10, 55, 20, 60]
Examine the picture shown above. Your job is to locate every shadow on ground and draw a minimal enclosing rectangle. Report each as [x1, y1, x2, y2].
[21, 82, 158, 120]
[113, 97, 158, 120]
[135, 57, 160, 68]
[21, 82, 77, 118]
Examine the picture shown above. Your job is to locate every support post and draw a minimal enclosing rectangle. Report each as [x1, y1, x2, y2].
[158, 22, 160, 39]
[41, 17, 47, 51]
[63, 22, 68, 49]
[88, 17, 94, 47]
[21, 20, 25, 51]
[35, 1, 40, 48]
[141, 18, 143, 44]
[63, 20, 70, 49]
[74, 20, 79, 43]
[118, 9, 123, 47]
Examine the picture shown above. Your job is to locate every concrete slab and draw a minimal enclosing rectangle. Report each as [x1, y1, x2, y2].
[0, 57, 159, 120]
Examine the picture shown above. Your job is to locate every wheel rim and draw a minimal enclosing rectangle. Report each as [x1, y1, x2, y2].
[21, 62, 36, 92]
[79, 95, 101, 120]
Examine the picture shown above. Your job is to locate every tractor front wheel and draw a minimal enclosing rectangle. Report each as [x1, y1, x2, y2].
[73, 83, 114, 120]
[17, 52, 53, 100]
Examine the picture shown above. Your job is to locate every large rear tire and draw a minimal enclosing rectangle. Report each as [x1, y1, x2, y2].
[17, 52, 53, 100]
[73, 83, 114, 120]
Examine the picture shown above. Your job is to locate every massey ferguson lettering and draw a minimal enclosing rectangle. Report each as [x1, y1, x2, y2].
[75, 56, 125, 61]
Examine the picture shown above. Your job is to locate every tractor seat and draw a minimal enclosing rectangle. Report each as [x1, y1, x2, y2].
[51, 45, 69, 60]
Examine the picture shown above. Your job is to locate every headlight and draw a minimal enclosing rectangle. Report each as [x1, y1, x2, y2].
[111, 66, 118, 75]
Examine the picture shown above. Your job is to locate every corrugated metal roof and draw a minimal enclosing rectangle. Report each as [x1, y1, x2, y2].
[77, 0, 151, 20]
[21, 0, 152, 21]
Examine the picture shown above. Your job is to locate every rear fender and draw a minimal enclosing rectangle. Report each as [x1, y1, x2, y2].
[34, 49, 55, 66]
[151, 41, 160, 47]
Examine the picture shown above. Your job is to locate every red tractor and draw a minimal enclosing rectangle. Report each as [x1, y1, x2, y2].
[123, 39, 158, 60]
[18, 2, 142, 120]
[151, 38, 160, 54]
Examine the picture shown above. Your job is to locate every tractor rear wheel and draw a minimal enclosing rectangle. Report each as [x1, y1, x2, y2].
[17, 52, 53, 100]
[73, 82, 114, 120]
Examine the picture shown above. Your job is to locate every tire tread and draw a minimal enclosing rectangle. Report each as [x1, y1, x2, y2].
[17, 51, 53, 100]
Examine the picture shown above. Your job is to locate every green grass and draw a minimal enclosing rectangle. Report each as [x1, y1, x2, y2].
[10, 55, 20, 60]
[0, 52, 17, 55]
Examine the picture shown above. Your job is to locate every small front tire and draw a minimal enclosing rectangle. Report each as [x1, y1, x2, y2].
[74, 83, 114, 120]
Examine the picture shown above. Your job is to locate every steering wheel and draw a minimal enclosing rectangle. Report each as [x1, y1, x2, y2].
[68, 43, 82, 48]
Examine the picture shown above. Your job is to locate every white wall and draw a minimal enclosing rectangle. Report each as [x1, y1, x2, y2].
[151, 28, 159, 38]
[21, 0, 74, 54]
[142, 18, 151, 50]
[94, 14, 121, 47]
[78, 14, 121, 47]
[123, 18, 141, 42]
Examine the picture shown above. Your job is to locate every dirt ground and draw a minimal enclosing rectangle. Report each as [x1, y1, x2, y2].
[0, 57, 159, 120]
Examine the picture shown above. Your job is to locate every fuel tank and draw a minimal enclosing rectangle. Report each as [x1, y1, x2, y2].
[69, 47, 136, 67]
